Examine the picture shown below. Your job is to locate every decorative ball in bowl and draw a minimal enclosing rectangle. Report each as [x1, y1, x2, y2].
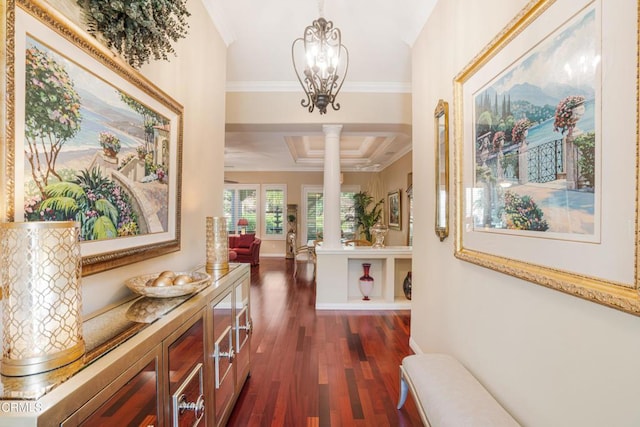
[125, 270, 211, 298]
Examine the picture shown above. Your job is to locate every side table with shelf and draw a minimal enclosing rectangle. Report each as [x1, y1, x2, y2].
[315, 246, 412, 309]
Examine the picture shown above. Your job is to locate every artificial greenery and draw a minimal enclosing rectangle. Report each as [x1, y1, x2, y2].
[78, 0, 191, 68]
[352, 191, 384, 242]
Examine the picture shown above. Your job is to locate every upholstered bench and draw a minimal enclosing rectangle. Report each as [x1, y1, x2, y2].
[397, 354, 520, 427]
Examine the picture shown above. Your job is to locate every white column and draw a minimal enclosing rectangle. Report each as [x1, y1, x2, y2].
[322, 125, 342, 249]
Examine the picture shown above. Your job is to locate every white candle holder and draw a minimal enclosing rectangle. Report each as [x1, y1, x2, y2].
[0, 221, 85, 376]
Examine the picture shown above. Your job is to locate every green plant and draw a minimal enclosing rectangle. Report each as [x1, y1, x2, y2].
[136, 145, 148, 160]
[78, 0, 191, 68]
[511, 118, 531, 144]
[503, 190, 549, 231]
[25, 46, 82, 196]
[352, 191, 384, 242]
[99, 131, 121, 154]
[553, 95, 585, 135]
[30, 167, 139, 240]
[574, 132, 595, 189]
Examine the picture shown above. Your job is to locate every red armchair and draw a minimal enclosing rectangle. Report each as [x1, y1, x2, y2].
[228, 234, 261, 266]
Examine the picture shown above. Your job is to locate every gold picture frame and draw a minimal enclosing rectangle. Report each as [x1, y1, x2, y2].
[388, 189, 401, 230]
[434, 99, 449, 242]
[454, 0, 640, 315]
[3, 0, 184, 275]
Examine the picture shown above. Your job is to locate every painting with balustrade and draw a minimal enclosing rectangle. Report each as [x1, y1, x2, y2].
[4, 2, 184, 275]
[453, 0, 640, 316]
[471, 2, 598, 242]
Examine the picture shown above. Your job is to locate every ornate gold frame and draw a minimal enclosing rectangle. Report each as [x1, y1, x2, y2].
[434, 99, 449, 242]
[387, 189, 402, 230]
[2, 0, 184, 276]
[453, 0, 640, 316]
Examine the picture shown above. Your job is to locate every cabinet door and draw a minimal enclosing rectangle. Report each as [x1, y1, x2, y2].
[167, 312, 206, 427]
[234, 275, 251, 386]
[211, 291, 234, 426]
[63, 346, 162, 427]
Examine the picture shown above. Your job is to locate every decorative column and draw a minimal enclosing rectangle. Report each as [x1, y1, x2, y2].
[322, 124, 343, 249]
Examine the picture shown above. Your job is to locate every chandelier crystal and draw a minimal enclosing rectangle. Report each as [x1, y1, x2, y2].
[292, 17, 349, 115]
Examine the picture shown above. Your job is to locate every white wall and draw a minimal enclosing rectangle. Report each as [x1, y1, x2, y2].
[411, 0, 640, 426]
[80, 0, 227, 314]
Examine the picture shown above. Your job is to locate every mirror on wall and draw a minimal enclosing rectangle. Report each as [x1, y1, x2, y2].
[434, 99, 449, 241]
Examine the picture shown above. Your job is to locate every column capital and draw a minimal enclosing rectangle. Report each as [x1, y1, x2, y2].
[322, 124, 343, 137]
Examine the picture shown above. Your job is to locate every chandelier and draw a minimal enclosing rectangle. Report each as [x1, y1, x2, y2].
[291, 15, 349, 115]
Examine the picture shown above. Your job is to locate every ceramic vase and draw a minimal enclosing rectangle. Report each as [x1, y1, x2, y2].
[359, 263, 374, 301]
[403, 271, 412, 300]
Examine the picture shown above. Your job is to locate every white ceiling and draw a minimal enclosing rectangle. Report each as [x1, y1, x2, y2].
[203, 0, 436, 172]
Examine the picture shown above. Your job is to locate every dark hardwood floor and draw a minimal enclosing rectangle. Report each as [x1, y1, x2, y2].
[227, 258, 421, 426]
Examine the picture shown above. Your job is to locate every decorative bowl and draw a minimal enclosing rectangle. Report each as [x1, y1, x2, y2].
[124, 271, 211, 298]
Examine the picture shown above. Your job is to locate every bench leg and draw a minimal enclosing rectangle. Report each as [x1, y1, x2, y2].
[397, 369, 409, 409]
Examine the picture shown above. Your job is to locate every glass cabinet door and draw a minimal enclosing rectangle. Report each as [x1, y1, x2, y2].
[72, 348, 161, 426]
[234, 276, 251, 386]
[211, 291, 234, 425]
[168, 313, 205, 427]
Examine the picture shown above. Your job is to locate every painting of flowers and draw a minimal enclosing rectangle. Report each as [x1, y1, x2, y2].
[22, 37, 172, 244]
[471, 4, 598, 241]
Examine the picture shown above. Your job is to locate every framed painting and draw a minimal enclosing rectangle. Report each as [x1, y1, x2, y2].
[3, 0, 184, 275]
[454, 0, 640, 315]
[434, 99, 449, 242]
[388, 190, 401, 230]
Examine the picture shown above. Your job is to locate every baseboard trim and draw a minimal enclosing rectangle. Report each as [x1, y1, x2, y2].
[408, 336, 423, 354]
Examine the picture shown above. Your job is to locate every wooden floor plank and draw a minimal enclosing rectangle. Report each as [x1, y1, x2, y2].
[227, 258, 422, 426]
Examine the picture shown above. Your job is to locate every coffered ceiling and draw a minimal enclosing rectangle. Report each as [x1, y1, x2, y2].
[203, 0, 437, 172]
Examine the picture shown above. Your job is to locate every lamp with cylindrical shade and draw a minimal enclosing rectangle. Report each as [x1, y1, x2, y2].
[0, 221, 85, 376]
[237, 218, 249, 235]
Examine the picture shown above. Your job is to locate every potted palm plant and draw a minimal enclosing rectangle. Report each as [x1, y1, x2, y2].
[352, 191, 384, 242]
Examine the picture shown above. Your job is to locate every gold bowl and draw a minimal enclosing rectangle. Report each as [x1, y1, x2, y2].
[124, 271, 211, 298]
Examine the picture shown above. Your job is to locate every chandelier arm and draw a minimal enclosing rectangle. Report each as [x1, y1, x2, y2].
[292, 38, 314, 111]
[330, 45, 349, 111]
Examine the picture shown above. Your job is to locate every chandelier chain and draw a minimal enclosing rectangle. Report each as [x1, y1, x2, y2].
[317, 0, 324, 17]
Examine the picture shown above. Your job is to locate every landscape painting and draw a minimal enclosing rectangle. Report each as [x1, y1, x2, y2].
[8, 2, 186, 276]
[471, 4, 598, 241]
[22, 36, 172, 243]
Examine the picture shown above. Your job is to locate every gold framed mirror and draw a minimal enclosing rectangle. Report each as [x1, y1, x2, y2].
[434, 99, 449, 241]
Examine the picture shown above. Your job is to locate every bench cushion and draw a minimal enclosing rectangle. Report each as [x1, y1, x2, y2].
[402, 354, 520, 427]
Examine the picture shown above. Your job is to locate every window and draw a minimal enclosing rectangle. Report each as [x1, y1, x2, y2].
[263, 185, 286, 239]
[224, 185, 259, 234]
[302, 185, 358, 243]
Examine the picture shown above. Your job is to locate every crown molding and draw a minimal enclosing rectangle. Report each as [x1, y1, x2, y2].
[225, 81, 411, 93]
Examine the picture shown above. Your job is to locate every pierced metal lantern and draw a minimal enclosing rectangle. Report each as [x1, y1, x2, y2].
[0, 221, 84, 376]
[206, 216, 229, 275]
